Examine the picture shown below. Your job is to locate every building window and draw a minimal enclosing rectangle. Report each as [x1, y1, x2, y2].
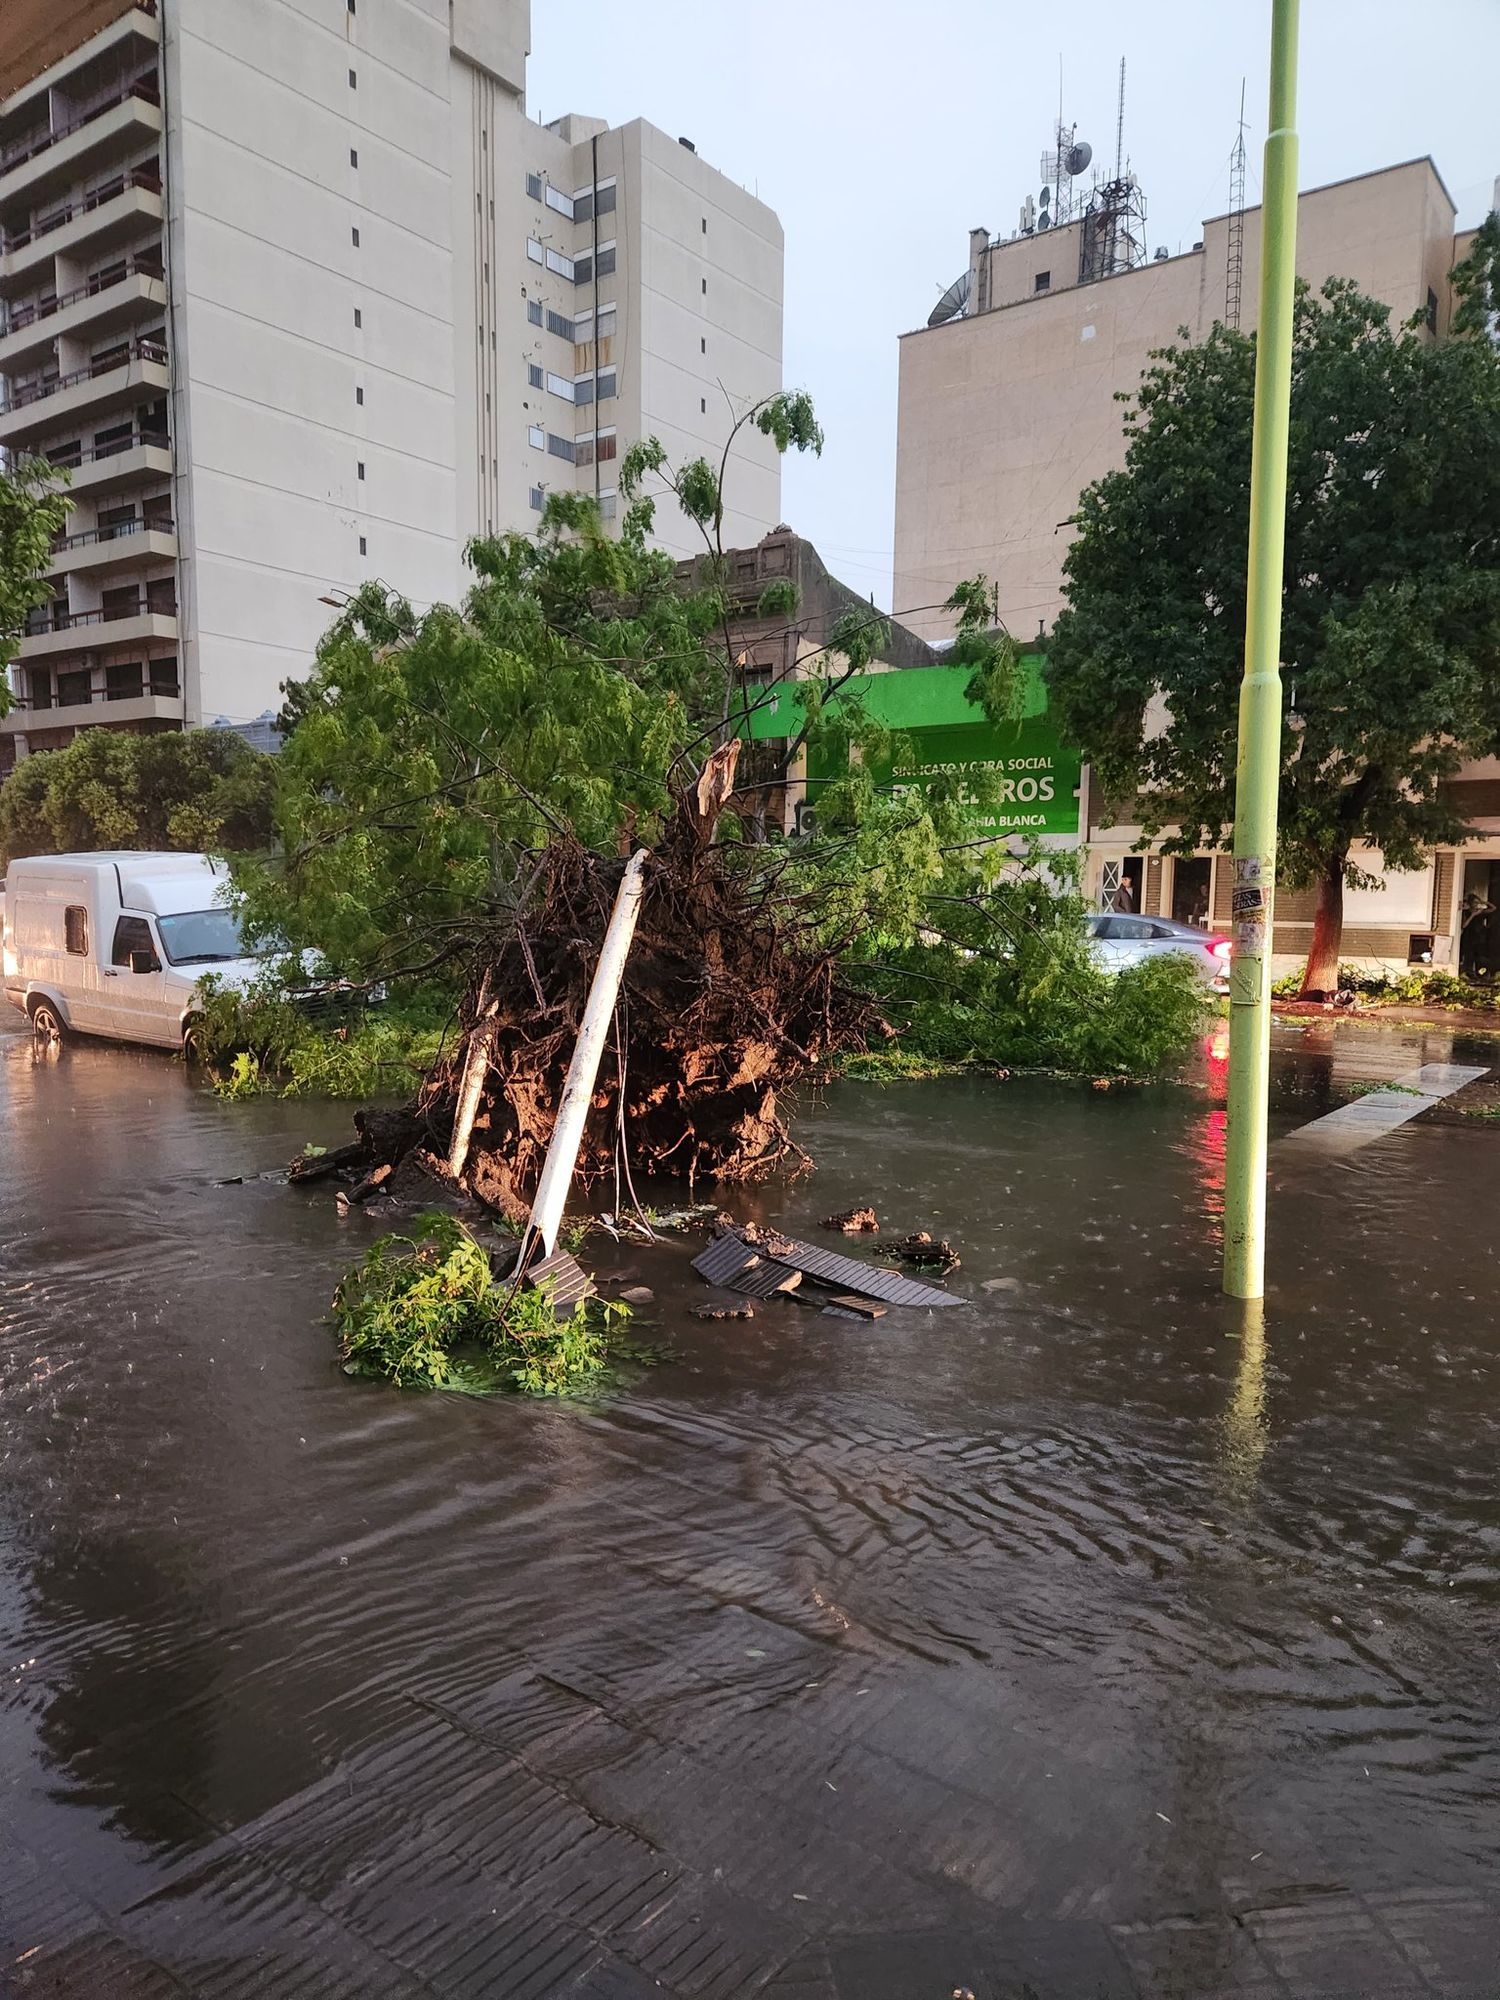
[1426, 286, 1439, 333]
[525, 172, 542, 201]
[355, 385, 364, 405]
[528, 486, 545, 511]
[700, 397, 706, 413]
[546, 432, 575, 461]
[351, 226, 360, 247]
[526, 238, 544, 265]
[350, 147, 358, 168]
[359, 535, 367, 554]
[599, 489, 617, 520]
[701, 277, 707, 294]
[702, 217, 707, 234]
[65, 906, 89, 955]
[354, 306, 362, 327]
[545, 246, 573, 279]
[357, 460, 365, 479]
[546, 307, 574, 340]
[573, 369, 614, 406]
[544, 183, 573, 219]
[574, 254, 592, 286]
[597, 245, 616, 278]
[701, 336, 706, 354]
[1034, 270, 1050, 293]
[545, 371, 574, 401]
[348, 67, 357, 88]
[528, 363, 543, 388]
[528, 423, 544, 448]
[347, 0, 355, 13]
[527, 298, 543, 326]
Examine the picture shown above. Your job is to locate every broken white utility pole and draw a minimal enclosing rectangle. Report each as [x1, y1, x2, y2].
[527, 848, 650, 1259]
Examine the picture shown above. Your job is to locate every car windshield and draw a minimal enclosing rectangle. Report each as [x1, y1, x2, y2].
[155, 907, 244, 966]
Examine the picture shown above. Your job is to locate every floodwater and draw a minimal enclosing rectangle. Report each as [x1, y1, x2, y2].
[2, 1014, 1499, 1999]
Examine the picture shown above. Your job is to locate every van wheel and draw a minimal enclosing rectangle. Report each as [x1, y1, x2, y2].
[30, 998, 66, 1047]
[182, 1016, 207, 1064]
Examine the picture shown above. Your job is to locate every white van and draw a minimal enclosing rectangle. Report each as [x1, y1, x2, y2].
[2, 851, 267, 1053]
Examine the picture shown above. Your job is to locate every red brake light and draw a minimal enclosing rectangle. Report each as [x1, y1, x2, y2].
[1211, 938, 1233, 959]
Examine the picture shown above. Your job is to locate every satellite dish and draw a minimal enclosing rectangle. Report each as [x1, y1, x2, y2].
[1065, 140, 1093, 176]
[1037, 212, 1052, 232]
[1038, 185, 1051, 207]
[927, 268, 973, 327]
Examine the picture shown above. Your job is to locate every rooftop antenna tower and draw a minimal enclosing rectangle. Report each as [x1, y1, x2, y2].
[1078, 54, 1144, 283]
[1226, 79, 1248, 326]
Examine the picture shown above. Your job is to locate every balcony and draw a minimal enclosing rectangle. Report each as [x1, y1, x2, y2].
[48, 517, 176, 578]
[40, 427, 173, 495]
[0, 77, 162, 216]
[0, 170, 162, 288]
[0, 6, 159, 128]
[0, 258, 165, 372]
[17, 599, 178, 661]
[0, 334, 168, 448]
[0, 689, 183, 739]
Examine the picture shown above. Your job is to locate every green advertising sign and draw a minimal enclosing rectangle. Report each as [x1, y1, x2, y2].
[746, 659, 1081, 841]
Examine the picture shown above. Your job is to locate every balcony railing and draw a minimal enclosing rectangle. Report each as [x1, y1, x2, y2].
[1, 70, 160, 177]
[17, 673, 181, 713]
[1, 166, 161, 255]
[52, 515, 172, 552]
[3, 254, 163, 333]
[24, 592, 175, 636]
[40, 425, 169, 468]
[0, 334, 166, 415]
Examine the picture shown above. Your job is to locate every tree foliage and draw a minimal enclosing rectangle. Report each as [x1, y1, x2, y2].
[0, 458, 72, 717]
[1047, 278, 1500, 989]
[0, 728, 276, 866]
[1452, 210, 1500, 341]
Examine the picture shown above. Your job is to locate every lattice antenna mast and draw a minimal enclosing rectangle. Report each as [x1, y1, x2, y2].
[1114, 57, 1126, 180]
[1226, 78, 1247, 327]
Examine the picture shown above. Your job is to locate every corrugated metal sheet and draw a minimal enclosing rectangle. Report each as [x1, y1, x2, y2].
[525, 1249, 594, 1314]
[728, 1259, 803, 1298]
[741, 1232, 962, 1309]
[692, 1235, 763, 1287]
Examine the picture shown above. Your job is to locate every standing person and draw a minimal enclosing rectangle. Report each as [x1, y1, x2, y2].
[1114, 872, 1137, 913]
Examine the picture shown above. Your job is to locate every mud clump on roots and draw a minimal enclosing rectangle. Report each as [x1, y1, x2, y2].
[332, 817, 873, 1222]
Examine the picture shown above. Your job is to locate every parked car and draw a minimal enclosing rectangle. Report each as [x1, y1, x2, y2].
[1086, 911, 1232, 992]
[2, 851, 330, 1055]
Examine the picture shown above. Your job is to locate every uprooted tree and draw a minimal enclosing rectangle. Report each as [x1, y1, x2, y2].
[233, 392, 1205, 1217]
[1047, 274, 1500, 995]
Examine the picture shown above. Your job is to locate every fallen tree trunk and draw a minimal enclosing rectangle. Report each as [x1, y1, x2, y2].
[312, 798, 874, 1224]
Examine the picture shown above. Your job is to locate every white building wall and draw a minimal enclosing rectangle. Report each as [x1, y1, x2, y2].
[169, 0, 460, 727]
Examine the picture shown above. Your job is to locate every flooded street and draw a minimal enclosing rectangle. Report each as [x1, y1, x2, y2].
[2, 1016, 1499, 1998]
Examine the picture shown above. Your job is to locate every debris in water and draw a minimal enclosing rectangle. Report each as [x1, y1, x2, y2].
[891, 1231, 960, 1271]
[821, 1206, 880, 1234]
[695, 1302, 755, 1321]
[982, 1276, 1021, 1293]
[823, 1294, 887, 1320]
[618, 1286, 654, 1304]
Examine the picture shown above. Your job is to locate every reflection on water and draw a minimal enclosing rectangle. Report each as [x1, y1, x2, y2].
[2, 1017, 1499, 1975]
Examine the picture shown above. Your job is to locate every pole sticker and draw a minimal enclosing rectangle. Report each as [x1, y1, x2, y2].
[1232, 857, 1270, 953]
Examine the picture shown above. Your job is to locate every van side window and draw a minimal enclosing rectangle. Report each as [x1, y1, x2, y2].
[112, 915, 158, 968]
[64, 906, 89, 955]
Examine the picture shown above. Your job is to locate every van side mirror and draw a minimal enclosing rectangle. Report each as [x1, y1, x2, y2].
[129, 948, 161, 975]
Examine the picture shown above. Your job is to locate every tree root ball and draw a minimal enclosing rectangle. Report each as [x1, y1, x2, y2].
[364, 824, 873, 1222]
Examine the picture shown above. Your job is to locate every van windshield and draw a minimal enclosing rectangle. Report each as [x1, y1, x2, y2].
[155, 908, 244, 966]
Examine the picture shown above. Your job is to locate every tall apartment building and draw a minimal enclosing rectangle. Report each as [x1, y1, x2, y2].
[0, 0, 783, 774]
[893, 157, 1468, 645]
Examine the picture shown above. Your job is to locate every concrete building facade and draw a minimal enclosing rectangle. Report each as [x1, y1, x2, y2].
[0, 0, 783, 771]
[893, 156, 1497, 977]
[893, 157, 1467, 648]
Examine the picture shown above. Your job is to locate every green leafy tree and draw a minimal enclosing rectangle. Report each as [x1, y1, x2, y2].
[1452, 210, 1500, 341]
[0, 458, 71, 717]
[1047, 279, 1500, 993]
[0, 729, 276, 866]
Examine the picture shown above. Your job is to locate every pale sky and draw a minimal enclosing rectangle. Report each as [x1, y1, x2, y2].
[529, 1, 1500, 615]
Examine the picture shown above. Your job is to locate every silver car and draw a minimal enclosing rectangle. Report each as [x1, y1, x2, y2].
[1086, 912, 1232, 992]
